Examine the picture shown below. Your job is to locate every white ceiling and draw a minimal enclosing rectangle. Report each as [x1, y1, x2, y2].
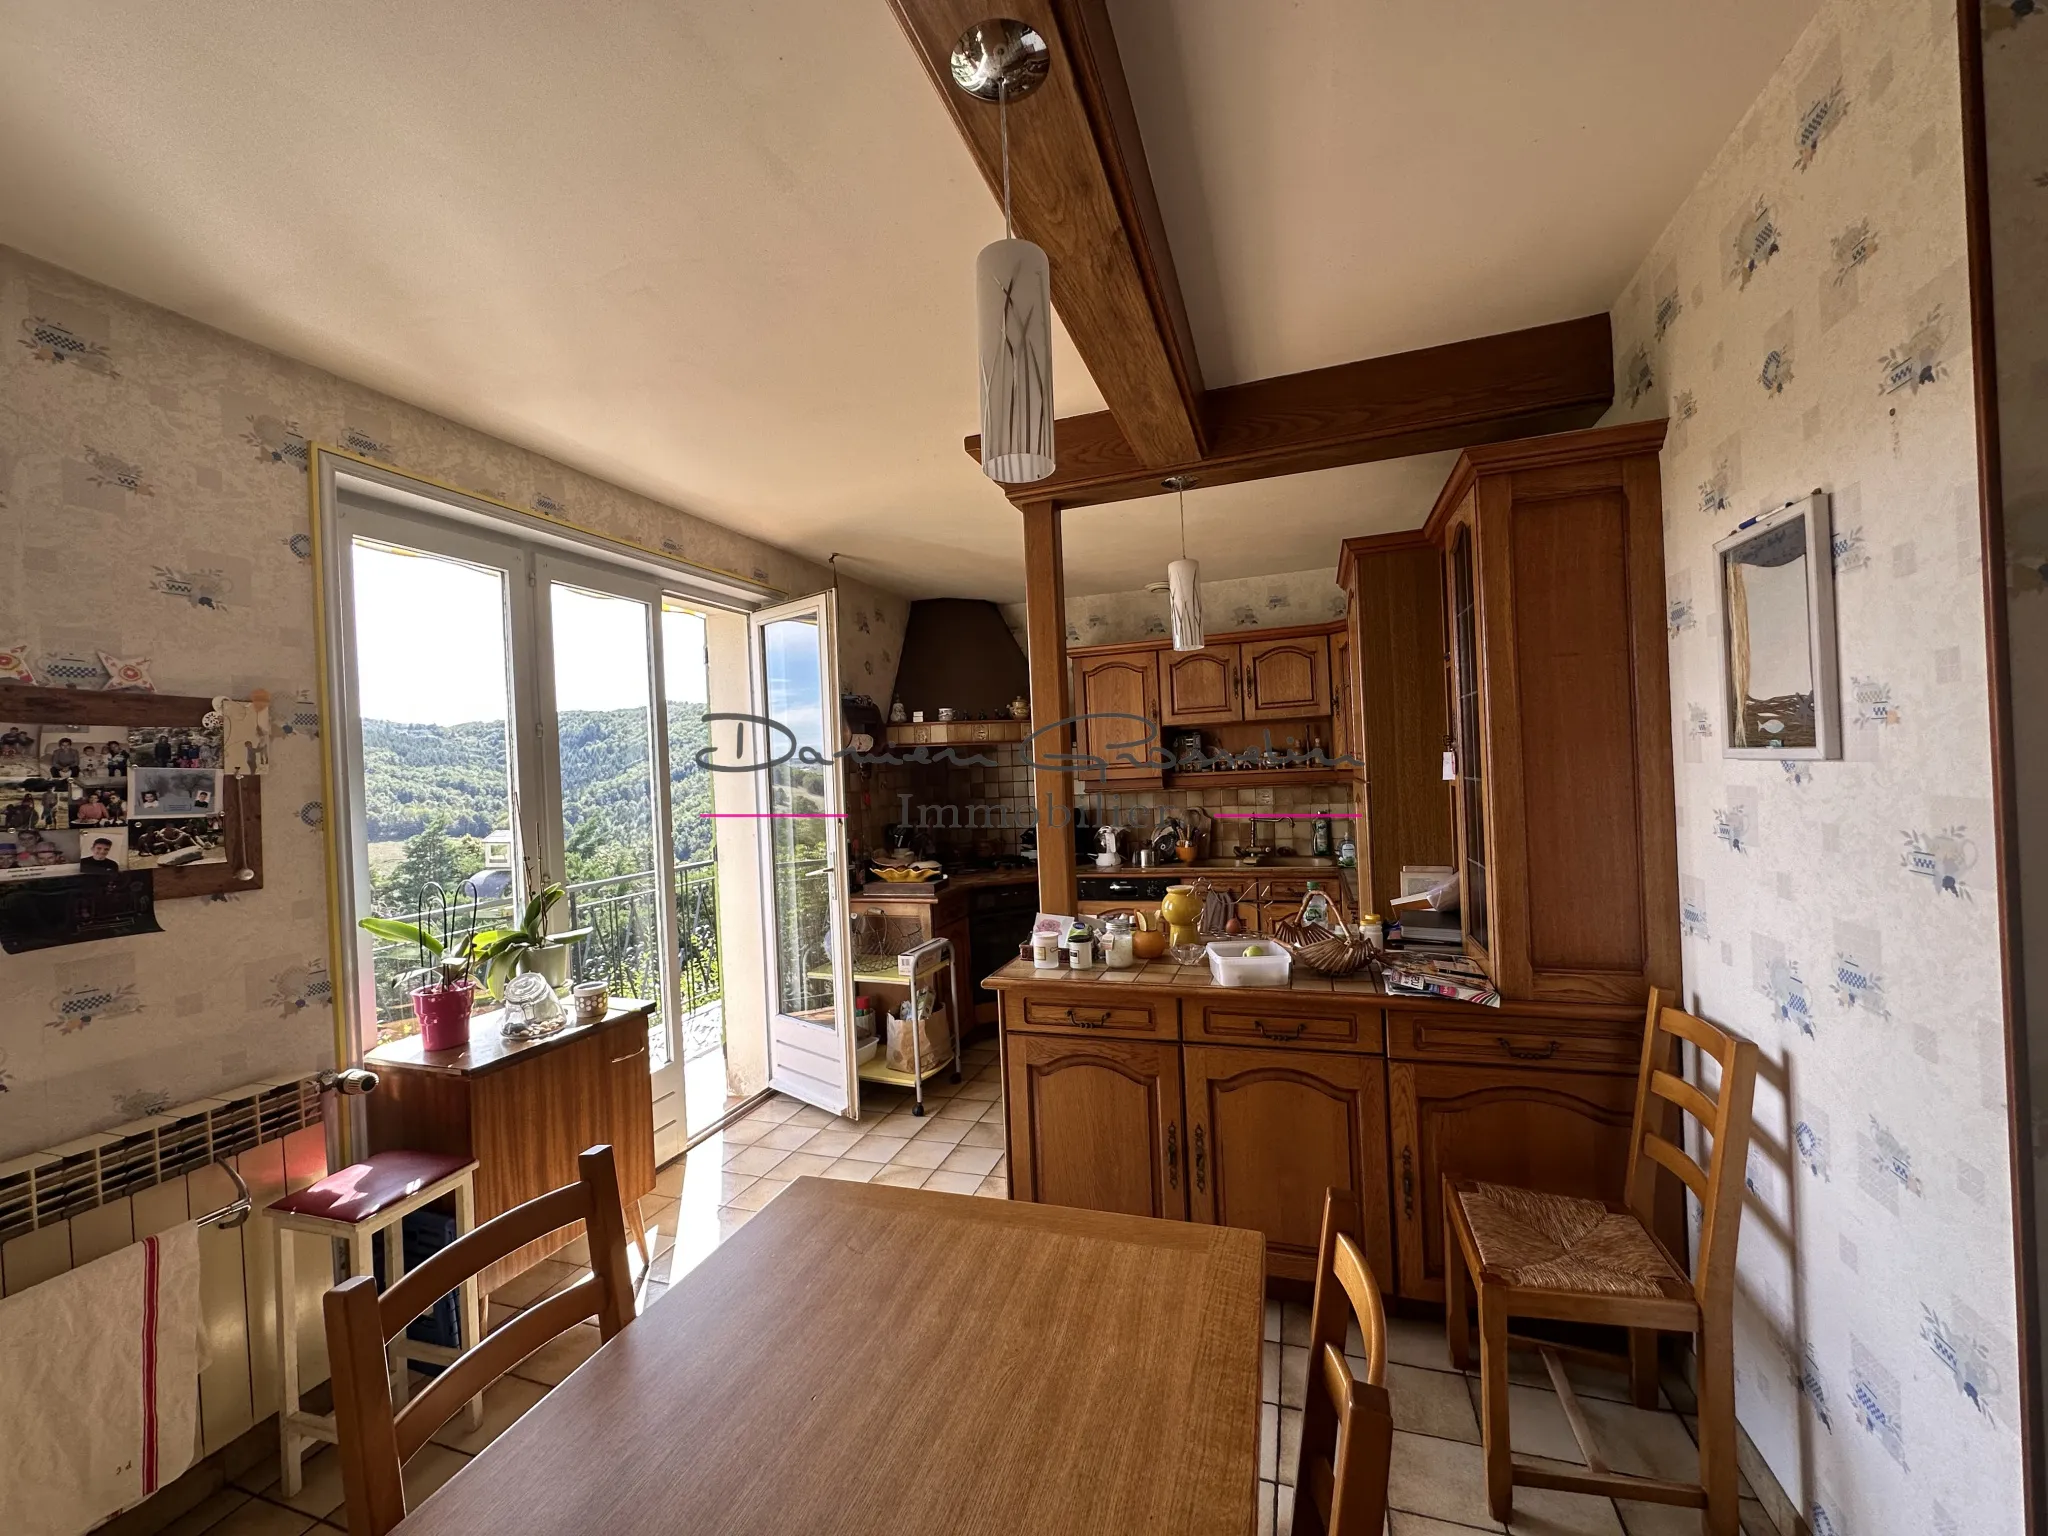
[0, 1, 1815, 601]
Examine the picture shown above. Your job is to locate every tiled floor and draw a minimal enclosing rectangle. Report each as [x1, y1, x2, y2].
[171, 1035, 1778, 1536]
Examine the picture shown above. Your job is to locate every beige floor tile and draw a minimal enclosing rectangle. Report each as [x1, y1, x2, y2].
[1279, 1343, 1309, 1410]
[718, 1115, 767, 1145]
[1388, 1362, 1480, 1443]
[783, 1104, 842, 1128]
[716, 1206, 757, 1239]
[753, 1122, 818, 1152]
[1391, 1515, 1502, 1535]
[727, 1177, 790, 1211]
[506, 1320, 602, 1387]
[1280, 1301, 1311, 1347]
[871, 1164, 931, 1189]
[772, 1152, 838, 1180]
[722, 1143, 790, 1178]
[888, 1137, 955, 1169]
[954, 1077, 1001, 1100]
[1385, 1313, 1454, 1371]
[803, 1129, 864, 1158]
[197, 1498, 320, 1535]
[1256, 1478, 1276, 1536]
[1265, 1298, 1282, 1343]
[1258, 1401, 1278, 1482]
[1262, 1340, 1280, 1404]
[959, 1120, 1007, 1148]
[973, 1175, 1007, 1197]
[746, 1097, 800, 1125]
[402, 1443, 473, 1507]
[934, 1096, 984, 1120]
[242, 1444, 346, 1519]
[1275, 1406, 1302, 1486]
[430, 1373, 550, 1454]
[157, 1488, 258, 1536]
[1466, 1378, 1587, 1465]
[939, 1144, 1002, 1177]
[977, 1098, 1007, 1121]
[718, 1170, 760, 1202]
[1390, 1434, 1625, 1534]
[906, 1115, 973, 1145]
[489, 1258, 579, 1310]
[1275, 1480, 1294, 1534]
[654, 1159, 688, 1198]
[840, 1131, 909, 1162]
[822, 1158, 882, 1182]
[1579, 1399, 1700, 1482]
[922, 1170, 984, 1195]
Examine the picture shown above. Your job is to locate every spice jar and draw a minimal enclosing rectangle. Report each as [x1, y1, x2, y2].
[1102, 913, 1136, 969]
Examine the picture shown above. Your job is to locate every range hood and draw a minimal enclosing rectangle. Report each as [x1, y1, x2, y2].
[890, 599, 1030, 717]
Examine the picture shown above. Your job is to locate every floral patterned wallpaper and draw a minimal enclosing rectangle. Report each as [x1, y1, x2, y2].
[1605, 0, 2023, 1530]
[998, 566, 1348, 650]
[0, 245, 904, 1158]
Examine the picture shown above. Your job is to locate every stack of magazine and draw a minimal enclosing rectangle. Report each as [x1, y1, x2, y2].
[1381, 951, 1499, 1007]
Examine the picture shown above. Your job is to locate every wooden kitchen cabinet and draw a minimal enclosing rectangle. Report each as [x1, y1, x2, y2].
[1072, 650, 1162, 782]
[1003, 1033, 1187, 1220]
[1427, 421, 1677, 1004]
[1240, 635, 1331, 720]
[1159, 645, 1239, 725]
[1386, 1059, 1639, 1302]
[1183, 1045, 1392, 1286]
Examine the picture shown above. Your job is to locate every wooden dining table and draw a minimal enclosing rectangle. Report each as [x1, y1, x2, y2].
[390, 1177, 1266, 1535]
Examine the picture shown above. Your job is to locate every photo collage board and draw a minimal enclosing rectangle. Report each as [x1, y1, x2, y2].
[0, 719, 227, 881]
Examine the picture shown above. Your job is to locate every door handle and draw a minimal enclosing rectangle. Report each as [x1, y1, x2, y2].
[1193, 1124, 1207, 1194]
[1399, 1145, 1414, 1219]
[1165, 1122, 1179, 1190]
[1497, 1037, 1561, 1061]
[1063, 1008, 1110, 1029]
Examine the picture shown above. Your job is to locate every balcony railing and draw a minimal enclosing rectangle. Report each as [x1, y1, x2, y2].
[370, 859, 721, 1053]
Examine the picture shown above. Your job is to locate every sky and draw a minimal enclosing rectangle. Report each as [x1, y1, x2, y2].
[351, 541, 710, 725]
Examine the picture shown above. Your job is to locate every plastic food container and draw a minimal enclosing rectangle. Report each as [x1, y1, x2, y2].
[1205, 938, 1292, 988]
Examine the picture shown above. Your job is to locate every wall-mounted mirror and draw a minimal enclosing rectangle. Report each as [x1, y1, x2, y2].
[1714, 490, 1840, 760]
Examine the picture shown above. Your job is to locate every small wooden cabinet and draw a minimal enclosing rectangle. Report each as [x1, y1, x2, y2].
[1159, 645, 1239, 725]
[1072, 650, 1161, 782]
[1386, 1059, 1640, 1302]
[1003, 1034, 1187, 1220]
[1239, 635, 1331, 721]
[1183, 1045, 1392, 1284]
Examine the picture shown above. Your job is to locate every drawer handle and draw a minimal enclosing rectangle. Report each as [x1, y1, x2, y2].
[1399, 1146, 1414, 1219]
[1497, 1037, 1560, 1062]
[1193, 1124, 1207, 1194]
[608, 1048, 647, 1065]
[1063, 1008, 1111, 1030]
[1253, 1019, 1305, 1041]
[1166, 1122, 1179, 1190]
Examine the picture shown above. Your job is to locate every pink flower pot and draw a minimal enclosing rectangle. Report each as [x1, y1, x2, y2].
[412, 981, 477, 1053]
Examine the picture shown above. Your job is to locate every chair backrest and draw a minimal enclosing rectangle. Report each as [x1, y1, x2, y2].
[1291, 1189, 1392, 1536]
[1624, 989, 1760, 1308]
[324, 1144, 636, 1536]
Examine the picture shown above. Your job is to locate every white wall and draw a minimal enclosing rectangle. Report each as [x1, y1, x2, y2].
[1604, 1, 2022, 1530]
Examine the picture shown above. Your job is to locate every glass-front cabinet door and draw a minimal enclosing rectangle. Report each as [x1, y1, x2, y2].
[1447, 519, 1490, 963]
[751, 593, 856, 1116]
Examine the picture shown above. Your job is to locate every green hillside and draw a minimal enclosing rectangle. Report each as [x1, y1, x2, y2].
[362, 705, 715, 875]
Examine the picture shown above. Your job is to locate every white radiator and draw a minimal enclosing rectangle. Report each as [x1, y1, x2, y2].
[0, 1077, 335, 1459]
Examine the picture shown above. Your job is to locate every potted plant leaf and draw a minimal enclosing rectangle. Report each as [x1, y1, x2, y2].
[470, 881, 592, 998]
[359, 884, 487, 1051]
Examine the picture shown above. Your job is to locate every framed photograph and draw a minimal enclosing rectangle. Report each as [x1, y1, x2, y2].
[1714, 491, 1840, 760]
[0, 824, 125, 881]
[40, 725, 129, 785]
[127, 721, 222, 771]
[126, 816, 226, 868]
[130, 766, 223, 818]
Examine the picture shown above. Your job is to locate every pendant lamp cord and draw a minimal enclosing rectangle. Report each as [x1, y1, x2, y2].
[999, 83, 1013, 240]
[1178, 484, 1188, 560]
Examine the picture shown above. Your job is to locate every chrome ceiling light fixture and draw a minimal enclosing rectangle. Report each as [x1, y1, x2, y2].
[1164, 474, 1203, 651]
[950, 19, 1054, 484]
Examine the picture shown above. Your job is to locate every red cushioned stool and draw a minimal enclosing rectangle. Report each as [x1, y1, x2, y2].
[267, 1151, 480, 1496]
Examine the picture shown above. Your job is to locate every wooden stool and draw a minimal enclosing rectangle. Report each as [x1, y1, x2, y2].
[1443, 989, 1758, 1535]
[267, 1150, 482, 1496]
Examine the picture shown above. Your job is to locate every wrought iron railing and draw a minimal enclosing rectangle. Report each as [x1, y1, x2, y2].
[369, 860, 721, 1049]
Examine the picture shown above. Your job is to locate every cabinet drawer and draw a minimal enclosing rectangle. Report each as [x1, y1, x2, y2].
[1387, 1009, 1641, 1071]
[1187, 999, 1383, 1052]
[1007, 990, 1179, 1041]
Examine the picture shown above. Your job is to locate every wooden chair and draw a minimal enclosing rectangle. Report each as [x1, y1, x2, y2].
[1443, 989, 1758, 1535]
[324, 1145, 637, 1536]
[1290, 1188, 1393, 1536]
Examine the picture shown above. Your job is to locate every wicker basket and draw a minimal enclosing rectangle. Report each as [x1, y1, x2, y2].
[1270, 917, 1379, 977]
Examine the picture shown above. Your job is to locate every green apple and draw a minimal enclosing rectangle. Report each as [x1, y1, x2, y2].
[1242, 943, 1268, 957]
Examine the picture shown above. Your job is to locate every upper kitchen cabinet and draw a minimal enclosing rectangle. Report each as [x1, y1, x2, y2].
[1159, 644, 1239, 725]
[1072, 648, 1163, 782]
[1336, 532, 1455, 922]
[1239, 634, 1330, 720]
[1425, 421, 1677, 1006]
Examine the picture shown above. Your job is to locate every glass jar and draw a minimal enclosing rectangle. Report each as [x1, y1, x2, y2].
[1103, 914, 1136, 969]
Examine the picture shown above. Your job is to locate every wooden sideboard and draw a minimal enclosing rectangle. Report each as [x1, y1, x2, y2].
[364, 1002, 658, 1290]
[988, 959, 1676, 1301]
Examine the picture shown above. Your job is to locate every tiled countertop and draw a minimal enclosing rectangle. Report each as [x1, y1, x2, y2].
[982, 954, 1383, 998]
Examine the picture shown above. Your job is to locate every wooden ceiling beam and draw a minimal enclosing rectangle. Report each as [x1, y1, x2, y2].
[890, 0, 1205, 467]
[966, 313, 1617, 509]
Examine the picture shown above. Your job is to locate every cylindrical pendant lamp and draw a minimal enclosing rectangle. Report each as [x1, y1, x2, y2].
[977, 237, 1055, 484]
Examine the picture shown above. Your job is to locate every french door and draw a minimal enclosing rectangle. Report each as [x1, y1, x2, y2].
[332, 501, 705, 1160]
[752, 592, 858, 1116]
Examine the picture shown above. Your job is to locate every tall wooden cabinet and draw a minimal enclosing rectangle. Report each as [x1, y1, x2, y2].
[1426, 421, 1678, 1004]
[1072, 650, 1162, 782]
